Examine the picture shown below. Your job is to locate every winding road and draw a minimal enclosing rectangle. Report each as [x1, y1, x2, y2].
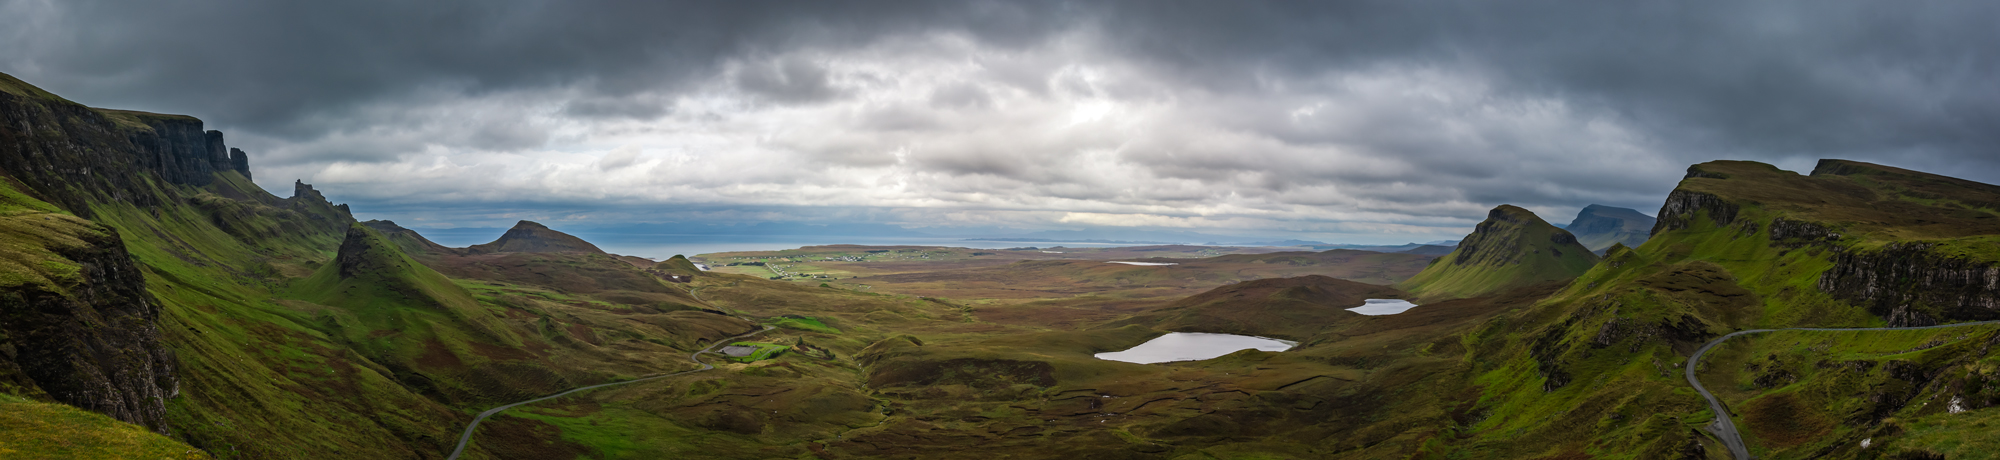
[1685, 320, 2000, 460]
[445, 325, 774, 460]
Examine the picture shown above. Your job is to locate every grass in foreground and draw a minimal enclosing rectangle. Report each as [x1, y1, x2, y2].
[0, 394, 210, 459]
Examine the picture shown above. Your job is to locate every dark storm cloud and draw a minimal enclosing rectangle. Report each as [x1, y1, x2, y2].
[5, 0, 1075, 137]
[5, 0, 1998, 238]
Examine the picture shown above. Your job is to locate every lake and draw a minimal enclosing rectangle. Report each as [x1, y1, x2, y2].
[1347, 299, 1420, 315]
[1095, 332, 1298, 364]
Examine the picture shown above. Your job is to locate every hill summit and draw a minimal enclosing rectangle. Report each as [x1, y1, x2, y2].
[466, 220, 605, 254]
[1564, 204, 1655, 253]
[654, 254, 703, 277]
[1395, 205, 1599, 300]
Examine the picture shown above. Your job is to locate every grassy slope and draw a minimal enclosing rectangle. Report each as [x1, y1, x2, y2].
[1695, 325, 2000, 459]
[86, 177, 468, 459]
[0, 393, 210, 460]
[0, 180, 211, 458]
[0, 178, 101, 297]
[1428, 160, 2000, 459]
[1397, 205, 1601, 301]
[92, 174, 762, 459]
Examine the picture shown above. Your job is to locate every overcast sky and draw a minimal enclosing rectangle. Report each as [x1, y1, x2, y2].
[4, 1, 1996, 243]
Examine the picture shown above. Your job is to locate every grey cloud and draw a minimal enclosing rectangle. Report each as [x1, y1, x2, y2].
[927, 83, 992, 109]
[733, 56, 843, 104]
[562, 96, 672, 120]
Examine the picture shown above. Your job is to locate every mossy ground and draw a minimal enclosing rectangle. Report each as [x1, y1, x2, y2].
[769, 316, 840, 334]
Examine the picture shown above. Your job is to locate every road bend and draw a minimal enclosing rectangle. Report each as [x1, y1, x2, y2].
[446, 325, 774, 460]
[1685, 320, 2000, 460]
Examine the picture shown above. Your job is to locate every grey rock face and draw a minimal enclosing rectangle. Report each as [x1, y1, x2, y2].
[0, 224, 178, 433]
[1820, 242, 2000, 327]
[1651, 190, 1738, 236]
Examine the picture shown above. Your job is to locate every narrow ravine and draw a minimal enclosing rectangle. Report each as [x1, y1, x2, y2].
[1685, 320, 2000, 460]
[446, 325, 774, 460]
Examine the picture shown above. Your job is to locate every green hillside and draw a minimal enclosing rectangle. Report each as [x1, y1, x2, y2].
[654, 254, 703, 277]
[1396, 205, 1601, 301]
[0, 71, 765, 458]
[1433, 160, 2000, 459]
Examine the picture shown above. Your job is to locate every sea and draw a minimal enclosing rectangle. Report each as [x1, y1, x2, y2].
[412, 229, 1163, 261]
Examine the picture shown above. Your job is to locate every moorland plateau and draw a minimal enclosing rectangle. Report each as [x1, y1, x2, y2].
[4, 71, 2000, 459]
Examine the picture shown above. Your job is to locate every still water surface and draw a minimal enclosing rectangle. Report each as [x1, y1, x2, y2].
[1347, 299, 1419, 315]
[1095, 332, 1297, 364]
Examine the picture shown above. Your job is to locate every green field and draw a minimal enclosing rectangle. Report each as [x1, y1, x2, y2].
[722, 342, 790, 363]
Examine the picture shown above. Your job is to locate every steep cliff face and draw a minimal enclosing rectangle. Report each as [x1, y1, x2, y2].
[1820, 243, 2000, 326]
[1395, 205, 1600, 300]
[1, 74, 190, 434]
[1, 74, 259, 218]
[0, 186, 176, 433]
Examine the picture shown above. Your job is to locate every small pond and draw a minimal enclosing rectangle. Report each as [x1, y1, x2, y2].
[1106, 261, 1178, 266]
[1095, 332, 1298, 364]
[1347, 299, 1419, 316]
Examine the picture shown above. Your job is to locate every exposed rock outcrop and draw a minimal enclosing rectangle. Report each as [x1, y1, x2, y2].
[228, 148, 250, 180]
[1819, 243, 2000, 327]
[287, 180, 356, 234]
[1651, 190, 1738, 236]
[1, 72, 263, 218]
[0, 216, 177, 433]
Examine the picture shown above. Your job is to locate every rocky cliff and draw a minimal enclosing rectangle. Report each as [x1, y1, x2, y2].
[0, 194, 177, 433]
[1, 73, 251, 218]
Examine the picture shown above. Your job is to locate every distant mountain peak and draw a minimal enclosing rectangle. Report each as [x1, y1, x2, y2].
[1566, 204, 1656, 252]
[466, 220, 606, 254]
